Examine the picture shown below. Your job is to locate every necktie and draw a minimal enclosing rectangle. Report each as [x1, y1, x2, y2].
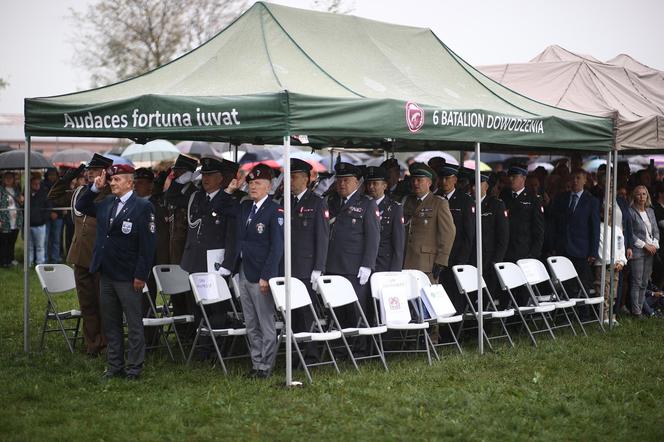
[570, 193, 579, 212]
[293, 196, 299, 207]
[246, 203, 257, 226]
[206, 195, 211, 204]
[341, 197, 348, 206]
[109, 197, 120, 226]
[512, 192, 518, 199]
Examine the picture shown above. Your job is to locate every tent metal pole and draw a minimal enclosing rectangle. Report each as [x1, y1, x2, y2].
[283, 135, 296, 386]
[474, 142, 483, 355]
[233, 143, 238, 163]
[24, 136, 31, 353]
[599, 151, 612, 324]
[608, 151, 619, 327]
[329, 149, 334, 173]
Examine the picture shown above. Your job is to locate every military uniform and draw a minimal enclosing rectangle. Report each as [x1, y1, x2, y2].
[47, 156, 112, 355]
[326, 163, 380, 328]
[164, 155, 198, 265]
[76, 164, 156, 379]
[500, 188, 544, 261]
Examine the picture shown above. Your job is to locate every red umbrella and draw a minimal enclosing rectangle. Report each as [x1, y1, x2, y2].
[240, 160, 280, 171]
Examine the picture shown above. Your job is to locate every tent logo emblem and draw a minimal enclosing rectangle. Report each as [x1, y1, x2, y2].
[406, 101, 424, 133]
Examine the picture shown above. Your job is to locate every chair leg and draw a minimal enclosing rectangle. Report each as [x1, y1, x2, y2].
[54, 314, 75, 354]
[446, 324, 463, 354]
[39, 311, 49, 351]
[294, 338, 313, 383]
[187, 326, 202, 365]
[209, 332, 228, 375]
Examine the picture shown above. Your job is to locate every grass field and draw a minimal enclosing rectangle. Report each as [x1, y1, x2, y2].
[1, 265, 664, 441]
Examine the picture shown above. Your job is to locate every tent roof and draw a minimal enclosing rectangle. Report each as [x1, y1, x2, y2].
[480, 45, 664, 152]
[25, 3, 612, 152]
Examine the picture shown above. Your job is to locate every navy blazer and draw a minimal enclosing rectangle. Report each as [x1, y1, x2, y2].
[76, 185, 156, 282]
[231, 197, 284, 283]
[551, 190, 600, 259]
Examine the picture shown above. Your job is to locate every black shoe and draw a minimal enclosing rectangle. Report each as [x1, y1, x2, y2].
[101, 370, 125, 380]
[244, 368, 259, 378]
[255, 369, 272, 379]
[126, 373, 141, 381]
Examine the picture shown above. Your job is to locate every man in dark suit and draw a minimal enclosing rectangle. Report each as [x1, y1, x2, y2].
[181, 157, 240, 358]
[364, 166, 404, 272]
[501, 165, 545, 262]
[326, 162, 380, 329]
[230, 164, 284, 379]
[288, 158, 329, 363]
[435, 164, 475, 312]
[550, 169, 600, 293]
[76, 164, 156, 380]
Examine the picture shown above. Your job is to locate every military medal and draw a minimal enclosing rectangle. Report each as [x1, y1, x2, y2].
[256, 222, 265, 234]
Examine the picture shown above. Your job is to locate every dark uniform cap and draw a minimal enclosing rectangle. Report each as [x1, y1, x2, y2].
[291, 158, 312, 174]
[438, 164, 459, 177]
[107, 164, 135, 176]
[408, 162, 436, 180]
[172, 154, 198, 172]
[427, 156, 447, 170]
[364, 166, 388, 182]
[87, 153, 114, 169]
[246, 163, 275, 182]
[380, 157, 400, 171]
[507, 165, 528, 176]
[334, 162, 362, 178]
[220, 159, 239, 176]
[479, 173, 490, 183]
[458, 166, 474, 179]
[133, 167, 154, 181]
[200, 157, 225, 174]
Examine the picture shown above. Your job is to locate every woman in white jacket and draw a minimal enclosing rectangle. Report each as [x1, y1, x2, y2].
[594, 203, 627, 326]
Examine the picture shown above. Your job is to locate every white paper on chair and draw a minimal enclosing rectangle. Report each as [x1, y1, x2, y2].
[422, 284, 456, 318]
[206, 248, 225, 273]
[380, 284, 411, 325]
[193, 273, 218, 301]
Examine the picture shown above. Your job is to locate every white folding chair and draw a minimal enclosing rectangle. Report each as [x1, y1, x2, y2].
[403, 269, 463, 354]
[152, 265, 195, 359]
[547, 256, 605, 333]
[35, 264, 82, 353]
[270, 277, 342, 383]
[452, 265, 515, 350]
[141, 285, 177, 362]
[316, 274, 389, 371]
[517, 258, 581, 336]
[493, 262, 556, 346]
[370, 271, 436, 365]
[188, 273, 248, 374]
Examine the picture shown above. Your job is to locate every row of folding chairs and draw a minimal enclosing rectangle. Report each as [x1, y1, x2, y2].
[35, 255, 604, 382]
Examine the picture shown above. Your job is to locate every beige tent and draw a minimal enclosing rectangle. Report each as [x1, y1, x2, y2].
[479, 45, 664, 151]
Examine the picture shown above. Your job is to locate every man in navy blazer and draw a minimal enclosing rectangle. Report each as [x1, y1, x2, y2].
[76, 164, 156, 380]
[229, 164, 284, 378]
[550, 169, 600, 293]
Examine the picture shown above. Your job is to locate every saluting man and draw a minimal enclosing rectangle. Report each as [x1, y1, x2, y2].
[402, 162, 456, 284]
[230, 164, 284, 379]
[435, 164, 475, 311]
[165, 154, 199, 265]
[364, 166, 405, 272]
[500, 165, 545, 262]
[47, 153, 113, 357]
[326, 162, 380, 328]
[76, 164, 156, 380]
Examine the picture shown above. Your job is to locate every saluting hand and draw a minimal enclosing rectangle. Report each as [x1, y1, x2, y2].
[94, 169, 107, 189]
[225, 177, 241, 194]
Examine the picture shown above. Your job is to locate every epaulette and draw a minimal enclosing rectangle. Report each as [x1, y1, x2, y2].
[435, 195, 447, 202]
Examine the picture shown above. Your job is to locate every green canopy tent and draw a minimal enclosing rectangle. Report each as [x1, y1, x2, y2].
[24, 2, 614, 382]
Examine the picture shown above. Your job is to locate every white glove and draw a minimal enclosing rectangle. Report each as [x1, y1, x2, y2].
[192, 169, 202, 183]
[310, 270, 322, 290]
[218, 267, 231, 276]
[175, 171, 193, 184]
[357, 266, 371, 286]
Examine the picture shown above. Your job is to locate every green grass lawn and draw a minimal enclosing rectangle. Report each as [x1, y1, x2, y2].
[1, 265, 663, 441]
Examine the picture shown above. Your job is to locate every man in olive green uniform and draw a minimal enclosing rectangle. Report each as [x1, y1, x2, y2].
[402, 162, 456, 284]
[47, 153, 113, 356]
[165, 155, 199, 265]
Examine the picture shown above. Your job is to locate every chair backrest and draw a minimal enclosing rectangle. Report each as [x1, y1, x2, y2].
[494, 262, 528, 290]
[269, 277, 312, 311]
[153, 265, 190, 295]
[316, 275, 358, 308]
[35, 264, 76, 294]
[516, 259, 551, 285]
[370, 271, 414, 300]
[547, 256, 577, 283]
[403, 269, 431, 294]
[452, 265, 486, 294]
[188, 273, 232, 305]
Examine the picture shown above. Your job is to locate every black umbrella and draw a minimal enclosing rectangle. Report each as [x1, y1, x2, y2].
[0, 150, 53, 170]
[0, 144, 12, 154]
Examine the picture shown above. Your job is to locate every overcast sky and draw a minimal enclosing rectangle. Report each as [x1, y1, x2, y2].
[1, 0, 662, 114]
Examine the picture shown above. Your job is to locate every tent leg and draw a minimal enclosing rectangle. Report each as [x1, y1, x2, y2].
[608, 151, 619, 327]
[283, 135, 298, 386]
[599, 151, 611, 324]
[233, 143, 238, 163]
[24, 136, 31, 353]
[474, 142, 483, 355]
